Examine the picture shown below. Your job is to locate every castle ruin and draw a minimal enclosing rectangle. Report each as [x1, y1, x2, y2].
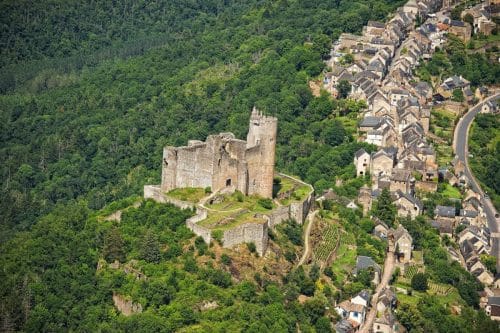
[161, 107, 277, 198]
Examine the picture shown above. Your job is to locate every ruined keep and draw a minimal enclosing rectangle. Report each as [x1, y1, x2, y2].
[161, 107, 277, 198]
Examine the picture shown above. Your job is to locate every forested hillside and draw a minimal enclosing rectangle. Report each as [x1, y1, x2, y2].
[1, 0, 411, 331]
[1, 0, 402, 238]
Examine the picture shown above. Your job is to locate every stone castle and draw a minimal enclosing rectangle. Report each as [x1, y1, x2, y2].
[161, 107, 277, 198]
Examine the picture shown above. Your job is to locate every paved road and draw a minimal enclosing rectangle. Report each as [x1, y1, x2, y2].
[453, 93, 500, 271]
[297, 210, 318, 266]
[359, 251, 395, 333]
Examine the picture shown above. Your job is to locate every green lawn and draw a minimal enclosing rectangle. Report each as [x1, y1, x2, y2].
[276, 176, 312, 205]
[440, 183, 462, 199]
[167, 188, 207, 203]
[198, 192, 272, 230]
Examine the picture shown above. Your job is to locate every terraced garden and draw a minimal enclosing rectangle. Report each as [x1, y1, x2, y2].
[330, 232, 357, 284]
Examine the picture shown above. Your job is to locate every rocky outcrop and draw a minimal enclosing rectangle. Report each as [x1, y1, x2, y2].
[112, 293, 143, 316]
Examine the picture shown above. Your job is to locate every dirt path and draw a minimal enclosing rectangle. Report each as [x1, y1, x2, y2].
[358, 251, 395, 333]
[297, 210, 319, 266]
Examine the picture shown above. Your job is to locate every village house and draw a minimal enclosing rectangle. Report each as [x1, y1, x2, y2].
[354, 148, 371, 177]
[486, 297, 500, 321]
[448, 20, 472, 42]
[366, 119, 397, 147]
[335, 319, 355, 333]
[373, 219, 390, 240]
[371, 148, 396, 177]
[354, 255, 382, 284]
[481, 99, 498, 114]
[393, 190, 423, 219]
[391, 224, 413, 263]
[389, 169, 412, 193]
[431, 219, 454, 237]
[335, 300, 366, 327]
[358, 185, 372, 216]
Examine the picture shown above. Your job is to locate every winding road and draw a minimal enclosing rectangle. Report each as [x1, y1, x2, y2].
[453, 93, 500, 271]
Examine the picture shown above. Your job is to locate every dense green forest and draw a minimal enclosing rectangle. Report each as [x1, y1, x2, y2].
[469, 114, 500, 210]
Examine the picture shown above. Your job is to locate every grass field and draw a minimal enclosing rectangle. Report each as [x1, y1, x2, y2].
[440, 183, 462, 199]
[167, 188, 207, 203]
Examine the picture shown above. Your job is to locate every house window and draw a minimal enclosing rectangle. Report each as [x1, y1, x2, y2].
[353, 312, 358, 318]
[226, 179, 232, 186]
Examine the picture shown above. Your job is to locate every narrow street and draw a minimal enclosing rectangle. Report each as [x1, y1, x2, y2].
[358, 251, 395, 333]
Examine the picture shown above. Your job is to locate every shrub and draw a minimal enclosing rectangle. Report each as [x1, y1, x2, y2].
[247, 242, 257, 253]
[211, 230, 223, 245]
[220, 253, 231, 265]
[411, 273, 428, 291]
[258, 198, 273, 210]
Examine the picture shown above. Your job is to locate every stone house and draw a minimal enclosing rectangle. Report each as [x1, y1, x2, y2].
[354, 255, 382, 284]
[373, 310, 399, 333]
[390, 88, 411, 106]
[354, 148, 371, 177]
[366, 20, 386, 36]
[393, 190, 423, 219]
[366, 120, 397, 147]
[389, 169, 412, 193]
[448, 20, 472, 42]
[481, 99, 498, 114]
[358, 185, 372, 216]
[486, 297, 500, 321]
[376, 288, 397, 314]
[335, 301, 366, 326]
[431, 219, 454, 238]
[371, 148, 396, 177]
[373, 219, 390, 240]
[391, 225, 413, 263]
[359, 116, 383, 132]
[335, 319, 355, 333]
[434, 205, 456, 220]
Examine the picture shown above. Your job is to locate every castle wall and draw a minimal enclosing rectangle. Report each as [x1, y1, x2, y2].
[222, 221, 268, 256]
[186, 208, 211, 243]
[268, 206, 291, 228]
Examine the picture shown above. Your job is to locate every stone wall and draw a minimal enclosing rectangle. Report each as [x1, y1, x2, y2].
[186, 208, 211, 244]
[222, 221, 268, 256]
[415, 180, 438, 193]
[144, 170, 314, 256]
[268, 206, 291, 228]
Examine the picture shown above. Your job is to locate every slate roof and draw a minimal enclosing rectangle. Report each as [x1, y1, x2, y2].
[368, 20, 386, 29]
[360, 116, 383, 128]
[335, 319, 354, 333]
[450, 20, 466, 27]
[354, 255, 381, 275]
[355, 148, 369, 159]
[435, 205, 456, 218]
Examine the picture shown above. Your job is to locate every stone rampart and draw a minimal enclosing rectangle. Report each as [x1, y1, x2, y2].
[268, 206, 291, 228]
[222, 221, 268, 256]
[144, 172, 314, 255]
